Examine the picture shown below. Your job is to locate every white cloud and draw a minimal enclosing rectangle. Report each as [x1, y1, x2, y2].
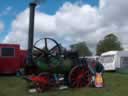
[0, 21, 4, 32]
[3, 0, 128, 54]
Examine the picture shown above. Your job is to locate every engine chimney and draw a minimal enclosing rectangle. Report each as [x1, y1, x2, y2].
[27, 2, 37, 65]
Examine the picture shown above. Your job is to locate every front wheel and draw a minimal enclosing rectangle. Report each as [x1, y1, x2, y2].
[68, 65, 92, 88]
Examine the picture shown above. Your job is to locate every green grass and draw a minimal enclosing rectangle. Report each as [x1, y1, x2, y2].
[0, 73, 128, 96]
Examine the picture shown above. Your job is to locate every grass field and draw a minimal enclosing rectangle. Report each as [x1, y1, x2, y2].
[0, 73, 128, 96]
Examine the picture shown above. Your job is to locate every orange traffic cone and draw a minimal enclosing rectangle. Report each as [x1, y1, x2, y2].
[95, 73, 103, 88]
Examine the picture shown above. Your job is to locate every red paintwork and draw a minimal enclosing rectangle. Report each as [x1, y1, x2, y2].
[30, 76, 49, 85]
[0, 44, 27, 74]
[28, 75, 49, 92]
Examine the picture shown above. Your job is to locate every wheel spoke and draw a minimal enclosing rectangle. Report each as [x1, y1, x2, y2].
[44, 38, 48, 51]
[34, 46, 43, 52]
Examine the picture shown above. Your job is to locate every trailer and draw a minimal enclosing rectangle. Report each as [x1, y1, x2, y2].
[0, 44, 27, 74]
[100, 51, 128, 71]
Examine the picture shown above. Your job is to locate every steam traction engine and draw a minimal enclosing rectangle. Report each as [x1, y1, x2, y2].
[26, 37, 103, 91]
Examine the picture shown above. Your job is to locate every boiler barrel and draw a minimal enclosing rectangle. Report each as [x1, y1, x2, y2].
[35, 57, 73, 74]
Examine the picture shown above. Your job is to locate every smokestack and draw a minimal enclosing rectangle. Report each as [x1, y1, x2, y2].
[27, 2, 37, 65]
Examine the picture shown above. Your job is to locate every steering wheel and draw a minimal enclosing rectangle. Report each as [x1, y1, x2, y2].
[32, 38, 62, 60]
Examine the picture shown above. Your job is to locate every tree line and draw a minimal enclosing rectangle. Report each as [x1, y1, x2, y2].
[70, 33, 123, 56]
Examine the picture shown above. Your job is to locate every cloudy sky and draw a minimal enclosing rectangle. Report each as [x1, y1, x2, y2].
[0, 0, 128, 54]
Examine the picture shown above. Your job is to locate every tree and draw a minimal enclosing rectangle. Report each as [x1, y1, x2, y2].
[70, 42, 92, 56]
[96, 33, 123, 55]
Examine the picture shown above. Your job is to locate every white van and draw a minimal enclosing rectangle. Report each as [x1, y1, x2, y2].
[100, 51, 128, 71]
